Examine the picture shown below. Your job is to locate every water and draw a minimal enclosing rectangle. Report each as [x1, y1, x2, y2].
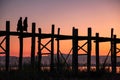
[1, 66, 120, 73]
[79, 66, 120, 73]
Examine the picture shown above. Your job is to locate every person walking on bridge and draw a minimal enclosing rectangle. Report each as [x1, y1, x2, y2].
[23, 17, 28, 32]
[17, 17, 22, 32]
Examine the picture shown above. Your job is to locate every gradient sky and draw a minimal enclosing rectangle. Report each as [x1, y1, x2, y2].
[0, 0, 120, 57]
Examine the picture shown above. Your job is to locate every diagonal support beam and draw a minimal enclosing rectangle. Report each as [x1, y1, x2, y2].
[78, 41, 88, 53]
[40, 40, 51, 52]
[65, 47, 73, 62]
[78, 41, 88, 49]
[78, 46, 87, 53]
[116, 48, 120, 53]
[0, 37, 6, 45]
[40, 43, 51, 52]
[0, 46, 6, 52]
[0, 37, 6, 52]
[59, 50, 69, 66]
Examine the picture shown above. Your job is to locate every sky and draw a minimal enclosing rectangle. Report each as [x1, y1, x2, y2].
[0, 0, 120, 57]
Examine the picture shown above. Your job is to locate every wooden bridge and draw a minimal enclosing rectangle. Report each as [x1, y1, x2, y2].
[0, 21, 120, 73]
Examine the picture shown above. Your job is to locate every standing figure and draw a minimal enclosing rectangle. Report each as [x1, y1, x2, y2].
[17, 17, 22, 32]
[23, 17, 28, 32]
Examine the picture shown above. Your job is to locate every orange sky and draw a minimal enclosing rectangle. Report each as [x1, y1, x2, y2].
[0, 0, 120, 57]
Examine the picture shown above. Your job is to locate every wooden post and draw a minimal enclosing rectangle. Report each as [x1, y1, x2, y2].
[87, 28, 92, 72]
[31, 23, 36, 70]
[57, 28, 60, 71]
[95, 33, 99, 72]
[50, 24, 54, 72]
[38, 28, 42, 70]
[111, 28, 114, 73]
[6, 21, 10, 71]
[19, 23, 23, 70]
[72, 27, 78, 73]
[113, 35, 116, 73]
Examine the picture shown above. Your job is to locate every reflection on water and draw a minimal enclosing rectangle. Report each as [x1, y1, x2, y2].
[1, 66, 120, 73]
[79, 66, 120, 73]
[33, 66, 120, 73]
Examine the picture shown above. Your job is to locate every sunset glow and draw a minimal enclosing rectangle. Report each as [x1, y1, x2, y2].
[0, 0, 120, 57]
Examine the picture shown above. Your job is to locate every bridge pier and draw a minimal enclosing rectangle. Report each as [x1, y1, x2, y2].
[6, 21, 10, 71]
[72, 27, 78, 73]
[87, 28, 92, 72]
[95, 33, 99, 72]
[31, 23, 36, 70]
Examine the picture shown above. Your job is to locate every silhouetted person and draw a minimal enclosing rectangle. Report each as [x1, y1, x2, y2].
[17, 17, 23, 32]
[23, 17, 28, 32]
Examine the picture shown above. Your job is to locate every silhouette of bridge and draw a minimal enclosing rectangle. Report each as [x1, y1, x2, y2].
[0, 21, 120, 74]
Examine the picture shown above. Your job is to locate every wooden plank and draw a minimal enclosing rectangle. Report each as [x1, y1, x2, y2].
[1, 31, 120, 42]
[0, 31, 52, 38]
[42, 53, 51, 55]
[0, 52, 6, 54]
